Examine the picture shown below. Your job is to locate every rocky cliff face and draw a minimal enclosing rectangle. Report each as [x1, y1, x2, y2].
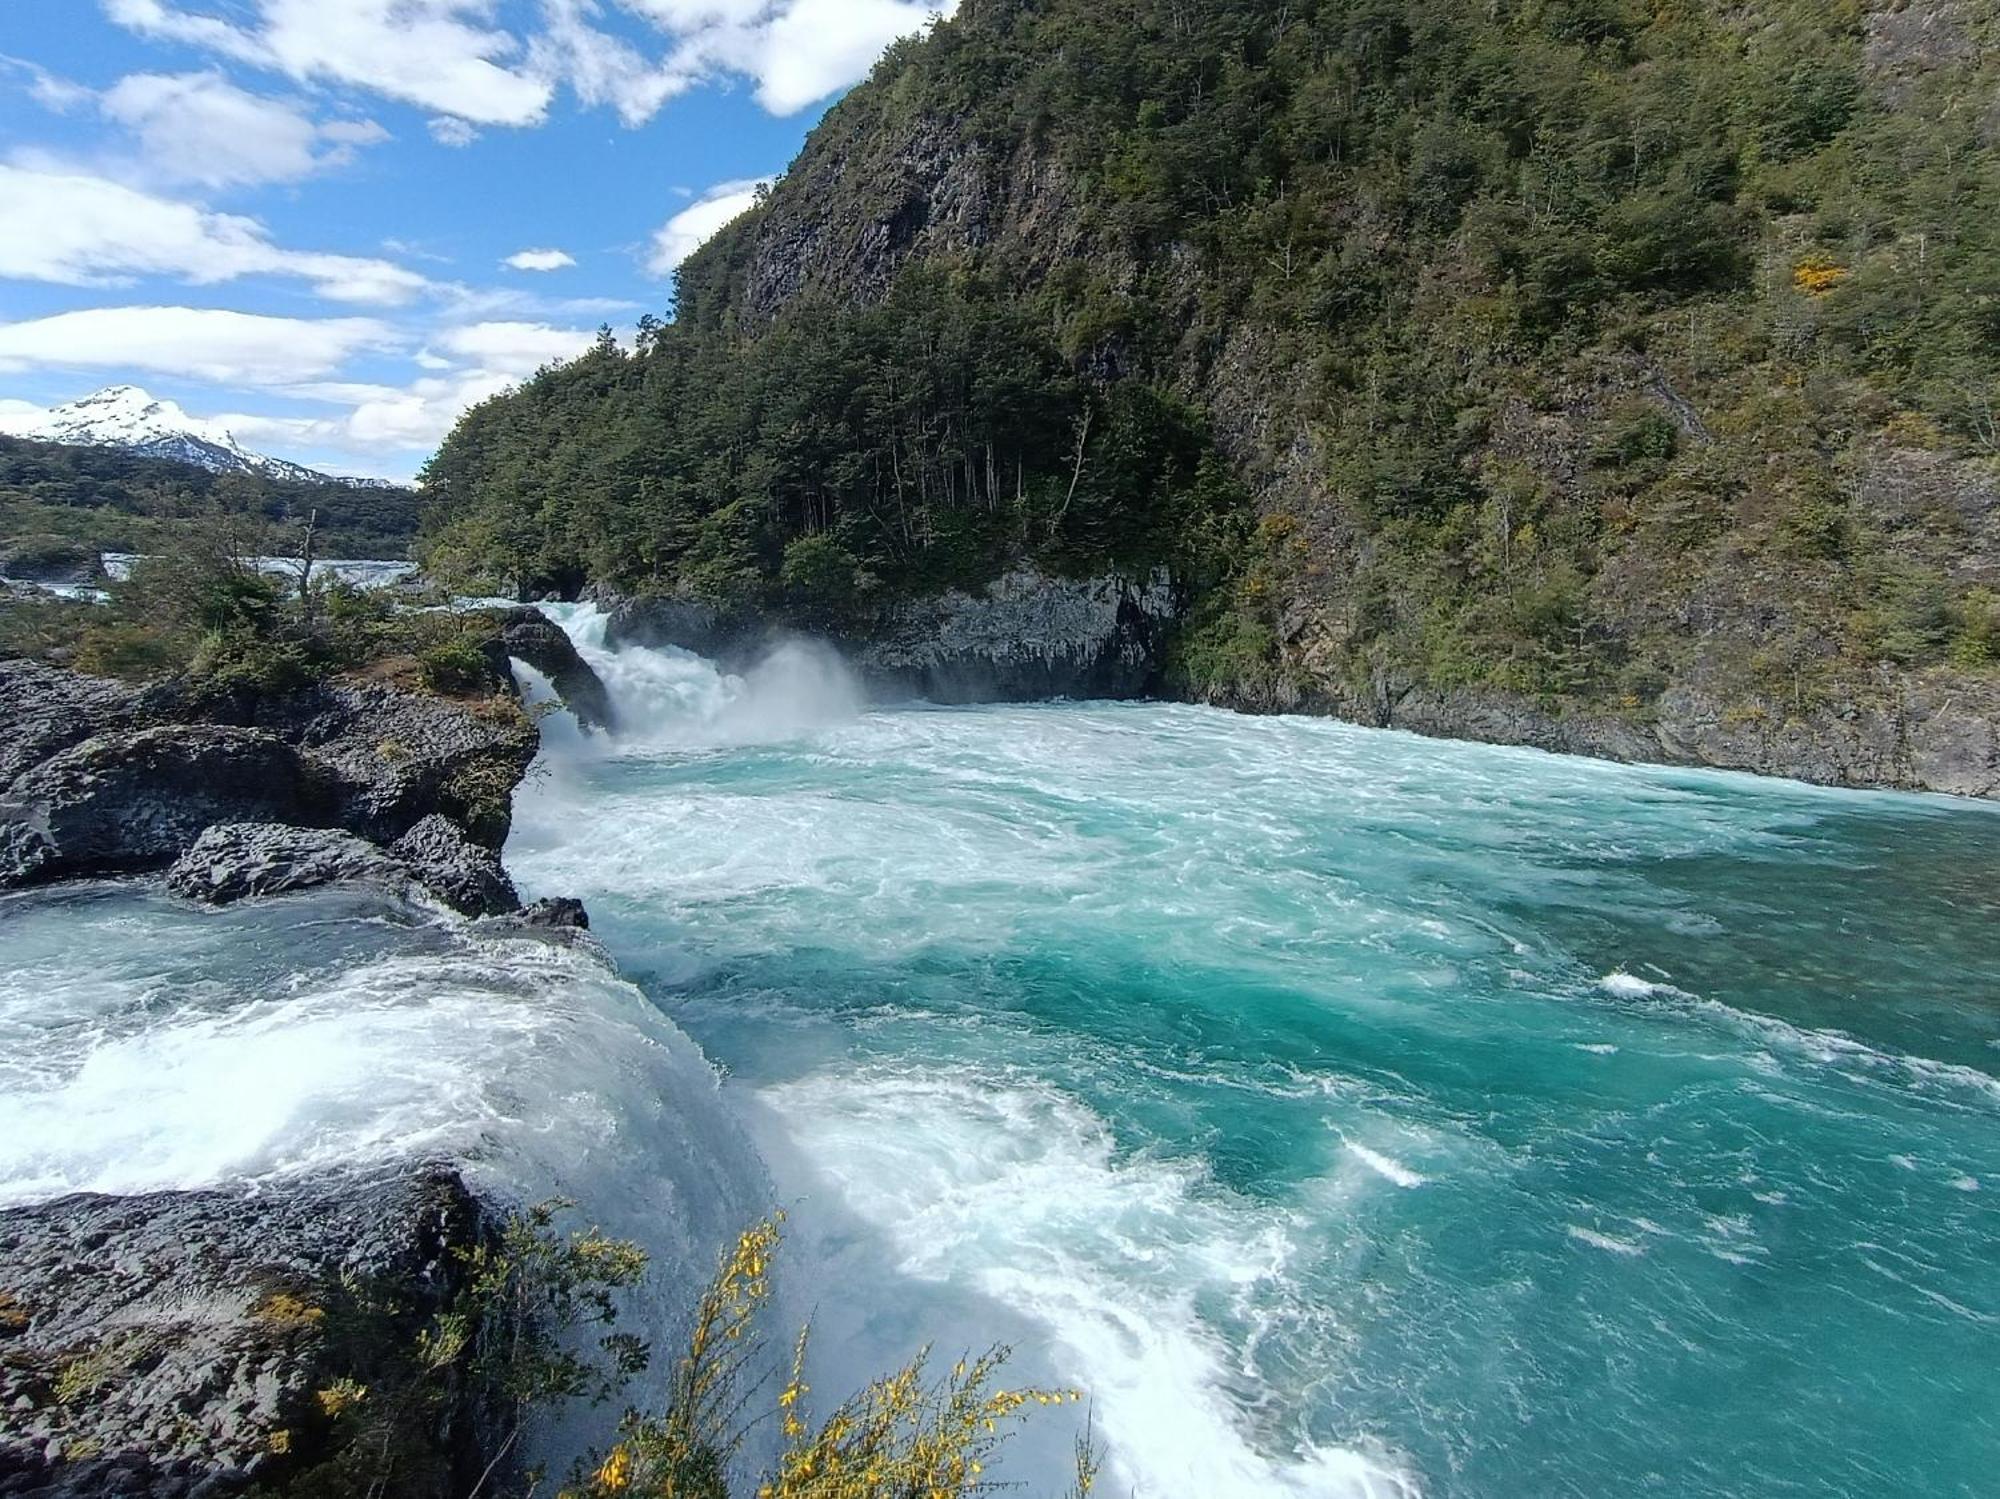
[0, 604, 611, 908]
[0, 1168, 495, 1499]
[654, 0, 2000, 800]
[605, 566, 1182, 703]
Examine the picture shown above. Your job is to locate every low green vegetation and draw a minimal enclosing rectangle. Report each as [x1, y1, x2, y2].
[0, 435, 418, 560]
[269, 1205, 1092, 1499]
[0, 512, 502, 699]
[421, 0, 2000, 718]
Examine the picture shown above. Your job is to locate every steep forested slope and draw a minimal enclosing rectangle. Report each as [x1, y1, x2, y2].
[422, 0, 2000, 789]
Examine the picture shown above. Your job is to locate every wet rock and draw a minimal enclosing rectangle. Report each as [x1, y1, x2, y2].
[0, 728, 317, 888]
[0, 1167, 494, 1499]
[484, 608, 616, 732]
[390, 815, 519, 917]
[164, 823, 404, 906]
[512, 896, 590, 930]
[265, 683, 538, 850]
[855, 567, 1181, 703]
[605, 567, 1184, 704]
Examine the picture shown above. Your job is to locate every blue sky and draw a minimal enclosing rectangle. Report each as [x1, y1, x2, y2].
[0, 0, 951, 479]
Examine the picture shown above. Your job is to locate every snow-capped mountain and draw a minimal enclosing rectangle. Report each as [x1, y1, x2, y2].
[0, 386, 401, 489]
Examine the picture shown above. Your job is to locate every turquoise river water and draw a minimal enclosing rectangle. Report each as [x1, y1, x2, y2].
[3, 606, 1996, 1497]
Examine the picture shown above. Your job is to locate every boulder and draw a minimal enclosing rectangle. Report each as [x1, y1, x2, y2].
[270, 682, 538, 849]
[0, 1167, 496, 1499]
[0, 727, 318, 888]
[511, 896, 591, 931]
[390, 814, 519, 917]
[164, 822, 404, 906]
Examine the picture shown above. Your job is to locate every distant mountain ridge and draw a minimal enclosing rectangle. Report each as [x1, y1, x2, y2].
[0, 387, 399, 490]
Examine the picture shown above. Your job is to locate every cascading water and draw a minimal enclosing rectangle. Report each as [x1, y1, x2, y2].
[505, 607, 2000, 1499]
[4, 600, 1996, 1497]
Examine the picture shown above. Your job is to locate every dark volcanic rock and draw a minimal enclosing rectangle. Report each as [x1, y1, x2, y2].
[0, 661, 541, 892]
[854, 567, 1180, 703]
[165, 822, 404, 905]
[605, 567, 1183, 704]
[511, 896, 590, 930]
[271, 683, 538, 849]
[0, 662, 153, 789]
[604, 595, 768, 665]
[0, 1167, 495, 1499]
[484, 608, 616, 732]
[390, 814, 519, 917]
[0, 727, 317, 887]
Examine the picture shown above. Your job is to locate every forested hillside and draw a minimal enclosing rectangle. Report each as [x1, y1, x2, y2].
[422, 0, 1999, 773]
[2, 436, 418, 560]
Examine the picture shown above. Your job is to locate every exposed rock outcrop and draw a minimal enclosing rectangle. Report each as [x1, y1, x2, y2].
[484, 608, 616, 732]
[0, 1167, 495, 1499]
[0, 642, 545, 906]
[603, 567, 1183, 704]
[852, 568, 1180, 702]
[0, 728, 316, 888]
[164, 822, 405, 906]
[390, 814, 519, 917]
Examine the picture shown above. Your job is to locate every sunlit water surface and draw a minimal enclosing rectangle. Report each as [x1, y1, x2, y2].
[3, 601, 1996, 1496]
[503, 608, 2000, 1498]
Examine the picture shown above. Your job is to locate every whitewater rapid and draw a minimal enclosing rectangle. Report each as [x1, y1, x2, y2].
[505, 605, 2000, 1499]
[3, 601, 1996, 1498]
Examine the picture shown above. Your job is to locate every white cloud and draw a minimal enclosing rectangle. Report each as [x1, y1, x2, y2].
[103, 0, 957, 127]
[531, 0, 692, 126]
[435, 321, 600, 375]
[0, 307, 396, 384]
[106, 0, 554, 126]
[99, 71, 386, 187]
[505, 247, 577, 272]
[748, 0, 947, 113]
[0, 165, 432, 304]
[220, 321, 599, 465]
[647, 176, 770, 275]
[429, 116, 481, 147]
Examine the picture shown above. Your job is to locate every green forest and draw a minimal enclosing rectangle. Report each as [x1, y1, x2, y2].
[0, 436, 419, 562]
[420, 0, 2000, 712]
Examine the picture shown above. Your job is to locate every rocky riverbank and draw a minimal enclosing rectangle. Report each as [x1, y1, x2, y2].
[0, 608, 615, 1496]
[1203, 664, 2000, 801]
[0, 1169, 495, 1499]
[594, 569, 1999, 797]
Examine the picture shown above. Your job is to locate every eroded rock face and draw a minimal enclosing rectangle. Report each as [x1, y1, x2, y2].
[0, 728, 317, 888]
[485, 608, 616, 732]
[164, 823, 404, 906]
[390, 814, 519, 918]
[0, 660, 540, 902]
[263, 683, 538, 851]
[0, 1167, 495, 1499]
[604, 567, 1184, 704]
[855, 568, 1181, 703]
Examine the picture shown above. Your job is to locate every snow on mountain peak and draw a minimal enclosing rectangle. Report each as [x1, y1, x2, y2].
[0, 386, 396, 488]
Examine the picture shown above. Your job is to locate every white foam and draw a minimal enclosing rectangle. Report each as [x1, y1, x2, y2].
[755, 1065, 1417, 1499]
[544, 602, 862, 752]
[1599, 971, 1675, 1000]
[1345, 1142, 1429, 1189]
[1567, 1226, 1646, 1256]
